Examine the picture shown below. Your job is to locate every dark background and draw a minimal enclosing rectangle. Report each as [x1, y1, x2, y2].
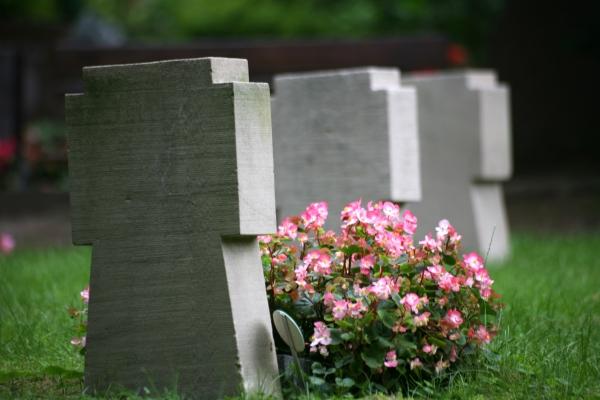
[1, 0, 598, 245]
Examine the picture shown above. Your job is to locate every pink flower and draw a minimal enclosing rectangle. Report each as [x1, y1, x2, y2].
[469, 325, 492, 344]
[438, 272, 461, 292]
[348, 300, 367, 318]
[0, 233, 15, 254]
[332, 299, 348, 320]
[277, 218, 298, 239]
[272, 253, 287, 265]
[400, 292, 427, 314]
[414, 311, 430, 327]
[382, 201, 401, 221]
[463, 252, 484, 273]
[303, 249, 332, 275]
[310, 321, 332, 355]
[401, 210, 418, 235]
[422, 343, 438, 354]
[442, 309, 463, 329]
[80, 286, 90, 304]
[450, 345, 458, 362]
[435, 219, 451, 238]
[369, 276, 399, 300]
[384, 350, 398, 368]
[323, 292, 335, 308]
[257, 235, 272, 244]
[70, 336, 86, 348]
[424, 264, 445, 280]
[341, 199, 370, 227]
[353, 283, 369, 297]
[410, 358, 423, 370]
[435, 359, 449, 373]
[295, 263, 309, 288]
[301, 201, 328, 230]
[359, 254, 375, 275]
[419, 234, 441, 252]
[297, 232, 309, 243]
[393, 321, 408, 333]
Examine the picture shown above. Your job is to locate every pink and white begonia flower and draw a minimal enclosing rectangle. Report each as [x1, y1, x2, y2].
[301, 201, 328, 230]
[323, 292, 335, 308]
[369, 276, 399, 300]
[469, 325, 492, 344]
[442, 309, 463, 329]
[294, 263, 309, 288]
[257, 235, 272, 244]
[348, 300, 367, 318]
[400, 292, 428, 314]
[422, 343, 438, 354]
[463, 251, 485, 273]
[71, 336, 86, 348]
[310, 321, 332, 353]
[401, 210, 418, 235]
[277, 217, 298, 239]
[359, 254, 375, 275]
[303, 249, 332, 275]
[410, 358, 423, 370]
[419, 233, 442, 253]
[414, 311, 431, 327]
[332, 299, 349, 320]
[438, 272, 461, 292]
[384, 350, 398, 368]
[80, 286, 90, 304]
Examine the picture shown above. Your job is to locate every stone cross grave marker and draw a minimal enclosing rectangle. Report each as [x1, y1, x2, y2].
[404, 70, 512, 261]
[271, 68, 421, 225]
[66, 58, 280, 398]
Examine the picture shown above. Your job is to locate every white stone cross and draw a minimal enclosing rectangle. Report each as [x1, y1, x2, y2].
[66, 58, 280, 398]
[404, 70, 512, 261]
[271, 68, 421, 225]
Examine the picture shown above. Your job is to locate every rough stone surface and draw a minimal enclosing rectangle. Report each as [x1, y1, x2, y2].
[404, 70, 512, 261]
[272, 68, 421, 226]
[66, 57, 280, 398]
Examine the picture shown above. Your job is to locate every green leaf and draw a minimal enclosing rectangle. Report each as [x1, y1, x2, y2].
[394, 335, 418, 351]
[340, 332, 355, 341]
[342, 245, 362, 256]
[443, 255, 456, 265]
[428, 335, 448, 349]
[377, 308, 397, 329]
[335, 377, 355, 388]
[309, 376, 326, 386]
[377, 335, 395, 348]
[361, 346, 386, 369]
[334, 354, 354, 369]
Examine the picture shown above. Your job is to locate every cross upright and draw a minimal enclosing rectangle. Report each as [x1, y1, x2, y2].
[405, 70, 512, 261]
[66, 58, 280, 398]
[271, 68, 421, 225]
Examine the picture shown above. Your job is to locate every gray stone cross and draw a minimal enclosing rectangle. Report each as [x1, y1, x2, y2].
[66, 58, 279, 398]
[404, 70, 512, 261]
[271, 68, 421, 225]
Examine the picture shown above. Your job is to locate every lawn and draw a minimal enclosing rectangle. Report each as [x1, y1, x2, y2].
[1, 233, 599, 399]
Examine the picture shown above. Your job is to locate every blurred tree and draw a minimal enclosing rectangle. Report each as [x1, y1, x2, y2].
[0, 0, 507, 62]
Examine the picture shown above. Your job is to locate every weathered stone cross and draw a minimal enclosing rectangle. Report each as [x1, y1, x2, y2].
[271, 68, 421, 225]
[66, 58, 279, 398]
[404, 70, 512, 261]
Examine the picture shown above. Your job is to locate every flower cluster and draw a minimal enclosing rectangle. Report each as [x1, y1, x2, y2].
[260, 200, 502, 395]
[68, 286, 89, 353]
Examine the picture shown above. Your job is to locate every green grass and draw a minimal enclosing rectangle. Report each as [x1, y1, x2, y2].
[1, 233, 599, 399]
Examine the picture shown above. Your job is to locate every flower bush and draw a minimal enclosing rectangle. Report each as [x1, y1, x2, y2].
[259, 200, 502, 395]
